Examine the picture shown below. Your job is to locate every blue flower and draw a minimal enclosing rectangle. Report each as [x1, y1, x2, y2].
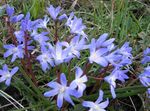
[70, 66, 87, 98]
[33, 32, 50, 46]
[139, 66, 150, 98]
[61, 35, 87, 58]
[96, 33, 115, 50]
[48, 42, 73, 65]
[6, 5, 24, 23]
[20, 12, 31, 31]
[104, 68, 129, 98]
[3, 44, 24, 62]
[82, 90, 109, 111]
[6, 5, 14, 17]
[0, 64, 18, 86]
[58, 13, 68, 21]
[88, 38, 108, 67]
[14, 30, 25, 43]
[141, 48, 150, 64]
[47, 5, 61, 20]
[10, 14, 24, 23]
[36, 15, 50, 29]
[44, 73, 74, 108]
[105, 42, 132, 67]
[118, 42, 132, 58]
[37, 47, 54, 72]
[20, 12, 37, 32]
[66, 12, 87, 38]
[139, 66, 150, 87]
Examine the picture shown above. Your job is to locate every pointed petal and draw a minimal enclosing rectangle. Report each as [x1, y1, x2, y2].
[75, 67, 83, 79]
[0, 76, 6, 82]
[60, 73, 67, 86]
[110, 85, 116, 98]
[82, 101, 95, 108]
[77, 84, 86, 97]
[57, 93, 64, 108]
[44, 90, 58, 97]
[64, 93, 74, 106]
[96, 57, 108, 67]
[5, 78, 11, 86]
[96, 90, 104, 103]
[70, 81, 77, 89]
[96, 48, 108, 56]
[4, 50, 12, 58]
[98, 99, 109, 109]
[3, 64, 8, 71]
[11, 54, 17, 62]
[47, 82, 61, 89]
[11, 67, 19, 75]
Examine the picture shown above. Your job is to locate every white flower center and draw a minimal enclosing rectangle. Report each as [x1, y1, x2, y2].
[91, 52, 98, 59]
[12, 47, 18, 53]
[76, 78, 83, 84]
[94, 104, 100, 110]
[56, 55, 62, 61]
[59, 86, 66, 94]
[5, 72, 11, 79]
[43, 54, 48, 61]
[90, 104, 100, 111]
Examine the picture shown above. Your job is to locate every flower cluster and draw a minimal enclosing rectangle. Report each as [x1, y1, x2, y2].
[1, 3, 150, 110]
[44, 67, 88, 108]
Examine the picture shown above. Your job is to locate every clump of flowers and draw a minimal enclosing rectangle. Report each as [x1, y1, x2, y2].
[0, 4, 149, 110]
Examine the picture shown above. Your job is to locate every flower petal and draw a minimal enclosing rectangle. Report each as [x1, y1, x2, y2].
[44, 90, 58, 97]
[11, 67, 19, 75]
[82, 101, 95, 108]
[5, 78, 11, 86]
[57, 93, 64, 108]
[98, 98, 109, 109]
[75, 67, 83, 79]
[95, 90, 104, 103]
[60, 73, 67, 86]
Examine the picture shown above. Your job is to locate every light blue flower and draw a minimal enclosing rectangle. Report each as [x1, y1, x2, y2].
[0, 64, 18, 86]
[139, 66, 150, 98]
[20, 12, 37, 32]
[105, 42, 132, 67]
[6, 5, 14, 17]
[88, 38, 108, 67]
[33, 32, 50, 46]
[48, 42, 73, 65]
[82, 90, 109, 111]
[6, 5, 24, 23]
[139, 66, 150, 87]
[20, 12, 31, 31]
[96, 33, 115, 50]
[36, 15, 50, 29]
[66, 12, 87, 38]
[10, 14, 24, 23]
[141, 48, 150, 64]
[47, 5, 61, 20]
[14, 30, 25, 43]
[70, 66, 87, 98]
[61, 35, 87, 58]
[44, 73, 74, 108]
[37, 47, 54, 72]
[3, 44, 24, 62]
[104, 68, 129, 98]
